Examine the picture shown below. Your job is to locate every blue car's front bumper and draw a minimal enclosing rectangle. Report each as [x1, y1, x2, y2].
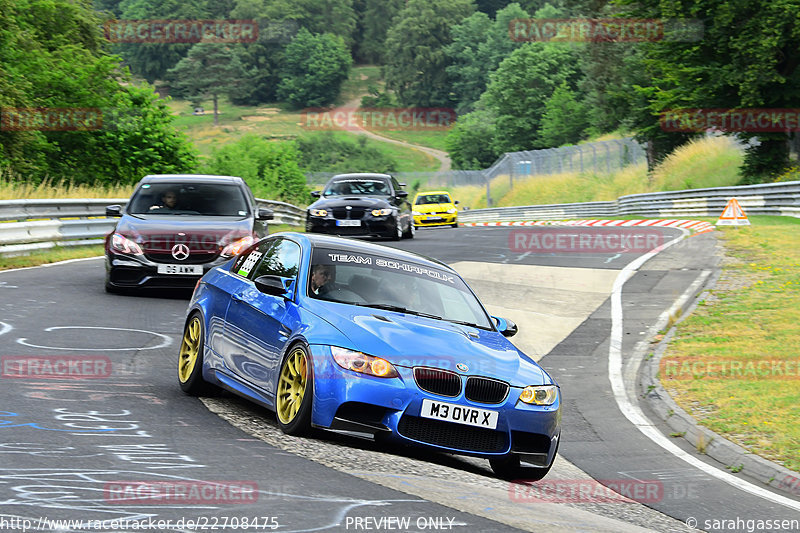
[308, 345, 561, 466]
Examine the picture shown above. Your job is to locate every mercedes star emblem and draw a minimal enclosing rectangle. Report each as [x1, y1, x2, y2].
[171, 243, 190, 261]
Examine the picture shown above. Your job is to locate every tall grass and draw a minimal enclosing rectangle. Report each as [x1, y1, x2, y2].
[0, 174, 135, 200]
[452, 136, 744, 209]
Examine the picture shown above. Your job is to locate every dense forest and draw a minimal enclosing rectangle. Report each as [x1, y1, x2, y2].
[1, 0, 798, 202]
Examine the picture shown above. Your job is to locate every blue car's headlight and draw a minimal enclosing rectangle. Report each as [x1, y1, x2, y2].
[519, 385, 558, 406]
[331, 347, 398, 378]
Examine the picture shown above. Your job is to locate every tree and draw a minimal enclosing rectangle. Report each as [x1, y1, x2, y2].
[167, 43, 248, 126]
[445, 3, 530, 113]
[383, 0, 476, 107]
[203, 135, 309, 204]
[248, 0, 357, 48]
[115, 0, 209, 83]
[538, 82, 590, 147]
[618, 0, 800, 181]
[276, 28, 352, 108]
[358, 0, 404, 63]
[1, 0, 198, 183]
[445, 108, 501, 169]
[295, 132, 398, 173]
[483, 43, 582, 152]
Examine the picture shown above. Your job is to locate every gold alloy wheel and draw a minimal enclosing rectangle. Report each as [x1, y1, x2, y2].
[277, 347, 308, 424]
[178, 316, 202, 383]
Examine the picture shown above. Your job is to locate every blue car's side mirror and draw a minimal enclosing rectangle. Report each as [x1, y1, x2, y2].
[492, 316, 518, 337]
[254, 275, 293, 299]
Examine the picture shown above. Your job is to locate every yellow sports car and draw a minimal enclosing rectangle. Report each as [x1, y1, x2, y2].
[412, 191, 459, 228]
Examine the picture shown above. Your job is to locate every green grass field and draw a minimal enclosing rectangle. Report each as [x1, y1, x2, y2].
[452, 136, 744, 209]
[660, 217, 800, 471]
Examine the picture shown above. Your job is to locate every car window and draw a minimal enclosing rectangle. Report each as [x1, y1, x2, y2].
[308, 247, 492, 329]
[416, 194, 452, 205]
[324, 179, 390, 196]
[127, 183, 250, 216]
[231, 240, 267, 276]
[249, 239, 301, 280]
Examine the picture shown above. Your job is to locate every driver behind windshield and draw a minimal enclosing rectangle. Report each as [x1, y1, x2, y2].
[150, 190, 179, 211]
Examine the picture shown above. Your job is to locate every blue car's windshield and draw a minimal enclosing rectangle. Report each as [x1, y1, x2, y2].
[127, 183, 250, 217]
[308, 248, 493, 329]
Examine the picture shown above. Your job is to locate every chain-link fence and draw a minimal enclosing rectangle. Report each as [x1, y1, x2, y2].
[305, 138, 646, 206]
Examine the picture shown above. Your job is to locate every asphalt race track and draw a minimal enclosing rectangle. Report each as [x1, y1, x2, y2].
[0, 225, 798, 533]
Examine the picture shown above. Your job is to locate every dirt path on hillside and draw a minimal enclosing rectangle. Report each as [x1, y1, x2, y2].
[335, 97, 452, 172]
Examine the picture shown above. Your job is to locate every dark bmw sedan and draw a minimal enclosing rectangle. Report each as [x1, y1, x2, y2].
[305, 173, 415, 240]
[104, 174, 272, 292]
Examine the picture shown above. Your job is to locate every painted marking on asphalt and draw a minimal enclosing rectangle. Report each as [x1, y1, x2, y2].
[16, 326, 173, 351]
[609, 231, 800, 512]
[0, 322, 11, 337]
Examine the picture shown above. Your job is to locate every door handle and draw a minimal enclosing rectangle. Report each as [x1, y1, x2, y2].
[232, 292, 245, 302]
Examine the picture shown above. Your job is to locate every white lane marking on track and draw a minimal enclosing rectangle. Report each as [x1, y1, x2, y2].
[16, 326, 173, 351]
[609, 230, 800, 512]
[0, 322, 11, 337]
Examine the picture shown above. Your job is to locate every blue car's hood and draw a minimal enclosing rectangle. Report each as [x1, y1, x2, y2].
[308, 301, 548, 387]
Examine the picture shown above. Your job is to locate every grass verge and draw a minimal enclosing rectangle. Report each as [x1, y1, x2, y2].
[452, 135, 744, 209]
[659, 216, 800, 471]
[0, 245, 106, 271]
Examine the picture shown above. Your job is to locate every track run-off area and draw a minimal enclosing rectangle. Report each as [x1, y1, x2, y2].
[0, 223, 798, 533]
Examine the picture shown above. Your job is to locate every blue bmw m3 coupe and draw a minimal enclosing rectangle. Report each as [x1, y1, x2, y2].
[178, 232, 561, 479]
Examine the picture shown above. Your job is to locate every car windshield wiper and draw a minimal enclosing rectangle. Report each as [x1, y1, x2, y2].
[442, 318, 486, 329]
[354, 303, 442, 320]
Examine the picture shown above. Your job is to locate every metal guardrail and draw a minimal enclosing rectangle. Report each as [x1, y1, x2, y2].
[3, 180, 798, 256]
[459, 181, 800, 223]
[0, 198, 306, 256]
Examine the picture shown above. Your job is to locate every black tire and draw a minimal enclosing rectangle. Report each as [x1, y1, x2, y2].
[403, 219, 415, 239]
[276, 343, 313, 436]
[391, 221, 402, 241]
[451, 221, 459, 228]
[178, 313, 214, 395]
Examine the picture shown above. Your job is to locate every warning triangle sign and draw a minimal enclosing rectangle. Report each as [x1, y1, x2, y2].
[716, 197, 750, 226]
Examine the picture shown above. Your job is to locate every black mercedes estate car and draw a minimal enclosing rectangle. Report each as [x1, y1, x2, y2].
[104, 174, 272, 292]
[305, 173, 414, 240]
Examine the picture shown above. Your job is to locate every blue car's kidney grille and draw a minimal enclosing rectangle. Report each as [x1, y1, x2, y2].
[414, 367, 461, 397]
[398, 415, 507, 453]
[465, 377, 509, 404]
